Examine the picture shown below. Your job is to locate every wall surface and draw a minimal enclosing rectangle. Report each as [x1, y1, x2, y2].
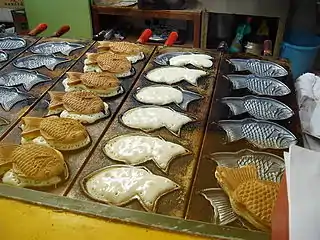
[24, 0, 93, 39]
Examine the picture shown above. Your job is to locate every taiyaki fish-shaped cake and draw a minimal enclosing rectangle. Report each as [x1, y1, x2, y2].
[1, 143, 68, 188]
[83, 52, 134, 78]
[48, 91, 110, 124]
[215, 165, 280, 231]
[81, 165, 180, 212]
[103, 134, 190, 172]
[21, 117, 91, 151]
[62, 72, 124, 97]
[145, 67, 207, 86]
[120, 106, 194, 136]
[97, 41, 145, 63]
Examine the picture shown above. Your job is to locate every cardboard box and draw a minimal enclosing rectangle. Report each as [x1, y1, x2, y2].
[0, 0, 23, 9]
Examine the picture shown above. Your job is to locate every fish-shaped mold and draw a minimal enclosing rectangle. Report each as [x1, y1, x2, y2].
[209, 149, 285, 182]
[120, 106, 194, 136]
[228, 59, 288, 77]
[21, 117, 91, 151]
[134, 85, 202, 111]
[81, 165, 180, 212]
[97, 41, 145, 63]
[154, 52, 192, 66]
[0, 37, 26, 50]
[48, 91, 110, 124]
[83, 52, 135, 78]
[13, 54, 71, 71]
[221, 95, 294, 120]
[1, 143, 68, 188]
[200, 188, 238, 225]
[225, 74, 291, 96]
[145, 66, 207, 86]
[30, 42, 85, 56]
[217, 118, 297, 149]
[0, 50, 8, 62]
[0, 87, 32, 111]
[62, 72, 124, 98]
[103, 134, 190, 172]
[214, 165, 280, 231]
[0, 70, 51, 91]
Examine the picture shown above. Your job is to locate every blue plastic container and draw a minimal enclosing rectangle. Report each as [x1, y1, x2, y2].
[280, 31, 320, 79]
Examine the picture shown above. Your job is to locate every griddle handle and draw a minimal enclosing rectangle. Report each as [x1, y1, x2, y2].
[217, 41, 228, 53]
[137, 29, 152, 44]
[164, 31, 178, 47]
[52, 25, 70, 37]
[28, 23, 48, 36]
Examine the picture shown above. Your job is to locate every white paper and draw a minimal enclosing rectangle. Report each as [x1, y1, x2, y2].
[287, 145, 320, 240]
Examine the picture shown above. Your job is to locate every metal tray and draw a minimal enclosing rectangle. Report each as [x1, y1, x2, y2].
[66, 47, 220, 217]
[0, 42, 156, 198]
[0, 37, 94, 138]
[186, 55, 302, 233]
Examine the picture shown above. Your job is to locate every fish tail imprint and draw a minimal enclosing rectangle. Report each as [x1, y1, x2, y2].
[225, 75, 248, 89]
[21, 117, 43, 138]
[221, 97, 246, 115]
[178, 89, 202, 111]
[200, 188, 238, 225]
[218, 120, 244, 142]
[48, 91, 65, 108]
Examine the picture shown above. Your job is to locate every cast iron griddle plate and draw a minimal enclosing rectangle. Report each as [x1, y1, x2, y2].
[0, 35, 39, 70]
[66, 47, 221, 218]
[186, 54, 302, 231]
[0, 42, 156, 196]
[0, 37, 94, 138]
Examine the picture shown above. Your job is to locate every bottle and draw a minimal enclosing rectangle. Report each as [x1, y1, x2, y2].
[229, 17, 252, 53]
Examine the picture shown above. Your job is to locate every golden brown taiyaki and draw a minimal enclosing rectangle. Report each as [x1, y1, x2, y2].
[47, 91, 110, 124]
[62, 72, 124, 97]
[97, 41, 144, 63]
[1, 143, 68, 188]
[21, 117, 91, 151]
[83, 52, 133, 78]
[215, 165, 280, 231]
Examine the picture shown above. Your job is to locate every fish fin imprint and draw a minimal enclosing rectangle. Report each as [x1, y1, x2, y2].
[215, 165, 258, 193]
[48, 91, 65, 111]
[200, 188, 238, 225]
[221, 97, 246, 115]
[0, 117, 9, 126]
[177, 87, 202, 111]
[218, 120, 244, 142]
[225, 75, 248, 90]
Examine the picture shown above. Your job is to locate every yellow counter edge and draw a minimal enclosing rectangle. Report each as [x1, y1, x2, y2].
[0, 198, 209, 240]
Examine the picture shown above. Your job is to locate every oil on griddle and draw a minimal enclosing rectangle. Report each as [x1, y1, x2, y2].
[66, 47, 220, 218]
[0, 37, 94, 139]
[0, 42, 156, 196]
[186, 54, 302, 233]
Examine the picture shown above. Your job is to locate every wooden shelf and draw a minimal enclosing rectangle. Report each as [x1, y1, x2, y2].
[91, 4, 202, 48]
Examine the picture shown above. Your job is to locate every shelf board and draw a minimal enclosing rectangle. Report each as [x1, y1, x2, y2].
[92, 4, 201, 20]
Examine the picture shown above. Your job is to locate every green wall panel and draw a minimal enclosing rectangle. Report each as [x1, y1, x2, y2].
[24, 0, 93, 39]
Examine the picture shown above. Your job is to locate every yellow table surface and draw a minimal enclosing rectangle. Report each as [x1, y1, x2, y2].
[0, 198, 211, 240]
